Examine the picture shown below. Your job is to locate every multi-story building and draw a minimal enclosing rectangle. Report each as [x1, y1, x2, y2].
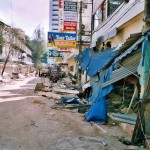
[49, 0, 59, 32]
[77, 0, 150, 138]
[0, 21, 33, 75]
[48, 0, 92, 79]
[63, 0, 92, 79]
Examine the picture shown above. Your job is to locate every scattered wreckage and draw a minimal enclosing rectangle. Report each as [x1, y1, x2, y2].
[35, 76, 91, 113]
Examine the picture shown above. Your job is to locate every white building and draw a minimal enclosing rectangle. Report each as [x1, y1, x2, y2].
[49, 0, 59, 32]
[0, 21, 34, 75]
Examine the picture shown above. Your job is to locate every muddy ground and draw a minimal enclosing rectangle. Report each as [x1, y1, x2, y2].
[0, 77, 143, 150]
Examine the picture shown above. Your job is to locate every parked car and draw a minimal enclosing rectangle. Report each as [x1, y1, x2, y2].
[49, 67, 62, 83]
[40, 69, 50, 77]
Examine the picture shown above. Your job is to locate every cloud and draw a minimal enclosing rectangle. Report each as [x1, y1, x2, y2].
[0, 0, 49, 38]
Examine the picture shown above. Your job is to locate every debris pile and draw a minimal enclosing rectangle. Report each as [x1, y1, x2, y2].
[35, 77, 91, 113]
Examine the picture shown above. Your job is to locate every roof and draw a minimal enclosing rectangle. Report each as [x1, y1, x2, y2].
[101, 33, 144, 88]
[75, 33, 143, 77]
[114, 35, 144, 63]
[102, 32, 143, 70]
[102, 51, 141, 88]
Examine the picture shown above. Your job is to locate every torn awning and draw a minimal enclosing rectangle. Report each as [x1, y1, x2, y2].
[75, 48, 117, 77]
[102, 52, 141, 88]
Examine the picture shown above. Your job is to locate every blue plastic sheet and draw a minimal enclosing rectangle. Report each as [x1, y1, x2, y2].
[60, 97, 84, 105]
[86, 97, 107, 124]
[75, 48, 117, 76]
[85, 66, 114, 124]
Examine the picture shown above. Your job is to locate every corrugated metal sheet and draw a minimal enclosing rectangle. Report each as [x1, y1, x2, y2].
[101, 52, 141, 88]
[101, 32, 142, 70]
[80, 48, 117, 76]
[114, 35, 144, 63]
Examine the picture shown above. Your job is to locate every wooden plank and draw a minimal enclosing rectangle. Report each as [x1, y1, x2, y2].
[132, 74, 150, 144]
[52, 87, 79, 94]
[38, 91, 62, 99]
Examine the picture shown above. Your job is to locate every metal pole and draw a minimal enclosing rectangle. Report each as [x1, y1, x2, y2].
[78, 1, 83, 85]
[91, 0, 93, 43]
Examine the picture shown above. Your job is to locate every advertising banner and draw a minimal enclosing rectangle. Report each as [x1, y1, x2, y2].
[63, 11, 77, 21]
[58, 0, 64, 32]
[58, 47, 71, 52]
[64, 21, 77, 31]
[59, 0, 63, 8]
[63, 1, 77, 31]
[48, 32, 76, 48]
[64, 1, 77, 12]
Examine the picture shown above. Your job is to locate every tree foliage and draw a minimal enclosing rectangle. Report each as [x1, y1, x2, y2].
[29, 25, 47, 70]
[0, 23, 17, 76]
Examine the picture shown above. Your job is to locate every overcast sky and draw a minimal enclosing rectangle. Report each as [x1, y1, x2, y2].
[0, 0, 49, 38]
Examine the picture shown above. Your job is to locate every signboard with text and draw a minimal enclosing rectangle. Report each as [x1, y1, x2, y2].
[58, 0, 64, 32]
[63, 1, 77, 32]
[48, 32, 76, 48]
[64, 1, 77, 12]
[64, 21, 77, 31]
[58, 47, 71, 52]
[49, 50, 63, 58]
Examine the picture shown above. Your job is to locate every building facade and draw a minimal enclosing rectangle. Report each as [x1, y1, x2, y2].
[91, 0, 145, 48]
[0, 21, 33, 75]
[49, 0, 59, 32]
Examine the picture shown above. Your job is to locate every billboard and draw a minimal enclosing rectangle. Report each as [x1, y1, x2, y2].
[64, 1, 77, 12]
[63, 1, 77, 32]
[64, 21, 77, 31]
[48, 32, 76, 48]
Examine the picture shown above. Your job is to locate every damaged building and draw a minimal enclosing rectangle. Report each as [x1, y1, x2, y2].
[74, 0, 150, 146]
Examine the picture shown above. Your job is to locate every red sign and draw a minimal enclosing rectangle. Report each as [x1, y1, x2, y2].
[59, 0, 63, 8]
[58, 48, 71, 52]
[64, 21, 77, 31]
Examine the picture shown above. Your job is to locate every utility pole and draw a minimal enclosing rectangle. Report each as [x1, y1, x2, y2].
[78, 1, 83, 86]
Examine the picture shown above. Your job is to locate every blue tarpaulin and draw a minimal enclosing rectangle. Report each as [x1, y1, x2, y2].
[75, 48, 115, 123]
[75, 48, 117, 76]
[85, 65, 114, 124]
[60, 97, 84, 105]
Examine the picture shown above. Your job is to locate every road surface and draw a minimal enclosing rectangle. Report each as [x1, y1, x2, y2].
[0, 77, 139, 150]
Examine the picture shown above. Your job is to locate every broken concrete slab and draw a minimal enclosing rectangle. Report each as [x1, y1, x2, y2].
[41, 87, 52, 92]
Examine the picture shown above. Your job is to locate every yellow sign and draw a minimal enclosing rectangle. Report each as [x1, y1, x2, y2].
[47, 40, 76, 48]
[55, 58, 63, 62]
